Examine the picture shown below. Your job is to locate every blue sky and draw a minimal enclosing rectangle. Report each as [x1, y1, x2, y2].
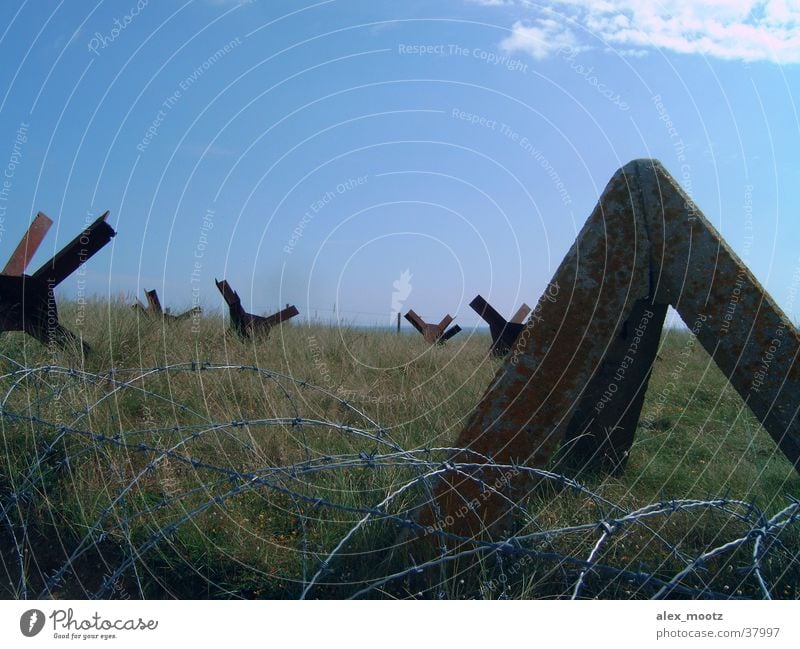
[0, 0, 798, 328]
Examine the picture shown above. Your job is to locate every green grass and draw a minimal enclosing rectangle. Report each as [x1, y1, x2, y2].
[1, 299, 798, 599]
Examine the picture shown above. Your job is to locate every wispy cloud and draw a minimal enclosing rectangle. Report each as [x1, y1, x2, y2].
[473, 1, 800, 64]
[468, 0, 518, 5]
[499, 18, 585, 59]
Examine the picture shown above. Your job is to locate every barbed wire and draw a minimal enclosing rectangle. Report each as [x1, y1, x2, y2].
[1, 358, 798, 600]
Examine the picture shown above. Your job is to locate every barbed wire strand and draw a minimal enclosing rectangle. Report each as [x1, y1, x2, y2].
[1, 359, 798, 600]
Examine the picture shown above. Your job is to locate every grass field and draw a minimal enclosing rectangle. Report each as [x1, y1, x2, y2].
[1, 299, 799, 599]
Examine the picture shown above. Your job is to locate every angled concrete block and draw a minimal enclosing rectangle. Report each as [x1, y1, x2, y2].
[418, 159, 800, 540]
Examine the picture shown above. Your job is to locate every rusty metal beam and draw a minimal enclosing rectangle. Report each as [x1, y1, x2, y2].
[404, 309, 427, 336]
[170, 307, 202, 322]
[404, 309, 461, 344]
[470, 295, 504, 329]
[215, 279, 242, 310]
[262, 305, 300, 328]
[1, 212, 53, 276]
[419, 158, 800, 540]
[145, 289, 163, 314]
[0, 275, 79, 347]
[0, 211, 114, 351]
[470, 295, 529, 356]
[440, 324, 462, 342]
[133, 289, 201, 322]
[437, 314, 454, 332]
[33, 211, 115, 287]
[215, 278, 298, 338]
[510, 303, 531, 325]
[215, 279, 248, 334]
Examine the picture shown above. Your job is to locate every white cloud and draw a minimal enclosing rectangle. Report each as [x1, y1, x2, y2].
[499, 18, 584, 59]
[479, 1, 800, 64]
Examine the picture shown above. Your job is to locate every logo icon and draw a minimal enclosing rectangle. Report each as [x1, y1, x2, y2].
[390, 269, 413, 325]
[20, 609, 45, 637]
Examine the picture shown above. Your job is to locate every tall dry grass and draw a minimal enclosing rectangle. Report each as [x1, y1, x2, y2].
[0, 300, 797, 598]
